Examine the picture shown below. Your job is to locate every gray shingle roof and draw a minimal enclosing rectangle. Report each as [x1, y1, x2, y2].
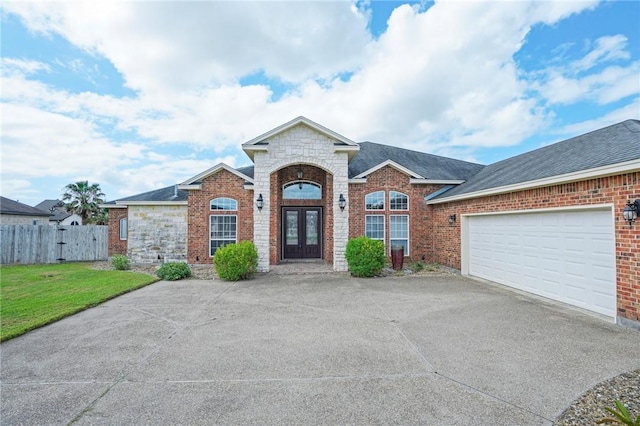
[34, 199, 72, 221]
[235, 165, 254, 179]
[437, 119, 640, 199]
[113, 185, 187, 203]
[349, 142, 484, 180]
[1, 196, 51, 216]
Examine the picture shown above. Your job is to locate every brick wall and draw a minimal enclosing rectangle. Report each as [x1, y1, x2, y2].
[186, 169, 254, 264]
[430, 172, 640, 322]
[107, 208, 128, 256]
[348, 165, 443, 261]
[269, 165, 333, 265]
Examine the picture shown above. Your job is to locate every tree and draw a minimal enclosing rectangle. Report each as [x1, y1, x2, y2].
[62, 181, 106, 222]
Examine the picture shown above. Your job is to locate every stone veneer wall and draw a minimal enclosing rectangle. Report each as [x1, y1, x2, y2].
[128, 205, 188, 263]
[252, 124, 350, 272]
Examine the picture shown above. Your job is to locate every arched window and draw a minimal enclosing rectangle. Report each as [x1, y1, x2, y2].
[70, 220, 79, 226]
[119, 218, 127, 240]
[210, 197, 237, 211]
[389, 191, 408, 210]
[283, 182, 321, 199]
[365, 191, 384, 210]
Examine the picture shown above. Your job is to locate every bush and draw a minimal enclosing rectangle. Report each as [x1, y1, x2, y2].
[213, 241, 258, 281]
[345, 236, 385, 277]
[157, 262, 192, 281]
[111, 254, 130, 271]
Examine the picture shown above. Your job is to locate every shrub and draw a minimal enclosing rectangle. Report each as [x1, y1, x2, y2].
[111, 254, 130, 271]
[157, 262, 192, 281]
[213, 241, 258, 281]
[345, 236, 385, 277]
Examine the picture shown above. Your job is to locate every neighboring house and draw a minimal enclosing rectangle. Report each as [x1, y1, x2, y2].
[0, 196, 51, 225]
[34, 199, 83, 226]
[104, 117, 640, 328]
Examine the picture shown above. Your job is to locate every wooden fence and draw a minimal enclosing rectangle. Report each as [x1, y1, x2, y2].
[0, 225, 108, 264]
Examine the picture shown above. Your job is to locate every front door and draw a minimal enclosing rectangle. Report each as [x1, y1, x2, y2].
[283, 207, 322, 259]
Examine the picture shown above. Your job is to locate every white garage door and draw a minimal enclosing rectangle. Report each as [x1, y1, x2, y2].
[467, 208, 616, 318]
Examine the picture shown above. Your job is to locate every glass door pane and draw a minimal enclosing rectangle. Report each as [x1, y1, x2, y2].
[306, 210, 318, 245]
[286, 210, 299, 245]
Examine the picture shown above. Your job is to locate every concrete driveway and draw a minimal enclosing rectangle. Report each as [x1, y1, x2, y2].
[2, 273, 639, 425]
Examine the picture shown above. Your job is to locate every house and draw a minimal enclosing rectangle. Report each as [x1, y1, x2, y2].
[104, 117, 640, 328]
[0, 196, 51, 225]
[34, 199, 83, 226]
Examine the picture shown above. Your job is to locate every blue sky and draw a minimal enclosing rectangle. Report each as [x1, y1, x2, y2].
[1, 0, 638, 205]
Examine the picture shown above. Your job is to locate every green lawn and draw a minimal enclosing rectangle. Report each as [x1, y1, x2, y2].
[0, 263, 158, 342]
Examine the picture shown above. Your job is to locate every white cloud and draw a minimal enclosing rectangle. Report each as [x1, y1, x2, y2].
[3, 0, 635, 203]
[1, 58, 50, 76]
[557, 99, 640, 136]
[2, 1, 371, 92]
[531, 34, 639, 106]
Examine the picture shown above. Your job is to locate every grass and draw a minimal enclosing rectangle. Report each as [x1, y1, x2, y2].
[0, 262, 158, 342]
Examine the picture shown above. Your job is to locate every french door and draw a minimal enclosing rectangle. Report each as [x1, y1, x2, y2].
[282, 207, 322, 259]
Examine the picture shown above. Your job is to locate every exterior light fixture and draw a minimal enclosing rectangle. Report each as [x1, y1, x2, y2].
[297, 167, 304, 189]
[256, 194, 264, 211]
[448, 214, 457, 225]
[339, 194, 346, 211]
[622, 199, 640, 228]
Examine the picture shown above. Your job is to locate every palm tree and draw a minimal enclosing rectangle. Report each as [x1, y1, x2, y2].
[62, 181, 106, 222]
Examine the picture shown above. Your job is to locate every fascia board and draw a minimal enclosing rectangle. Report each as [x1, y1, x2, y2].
[180, 163, 254, 186]
[354, 160, 424, 179]
[117, 201, 188, 206]
[425, 159, 640, 205]
[177, 184, 202, 190]
[410, 179, 465, 185]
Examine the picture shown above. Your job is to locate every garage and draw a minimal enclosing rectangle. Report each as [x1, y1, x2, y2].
[465, 208, 616, 318]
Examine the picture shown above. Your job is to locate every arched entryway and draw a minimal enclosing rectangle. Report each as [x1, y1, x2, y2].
[272, 164, 333, 264]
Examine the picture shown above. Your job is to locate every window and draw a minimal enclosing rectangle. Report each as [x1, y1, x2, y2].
[70, 220, 79, 226]
[210, 215, 237, 255]
[389, 191, 408, 210]
[390, 215, 409, 255]
[365, 215, 385, 244]
[283, 182, 321, 199]
[365, 191, 384, 210]
[119, 218, 127, 240]
[210, 197, 237, 211]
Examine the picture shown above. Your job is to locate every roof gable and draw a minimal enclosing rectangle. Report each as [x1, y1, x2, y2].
[179, 163, 254, 188]
[242, 116, 359, 161]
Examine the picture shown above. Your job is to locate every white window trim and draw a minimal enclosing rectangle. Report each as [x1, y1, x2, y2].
[119, 217, 127, 241]
[209, 214, 237, 256]
[282, 181, 322, 200]
[390, 214, 410, 255]
[389, 191, 409, 211]
[365, 191, 385, 211]
[365, 214, 385, 247]
[210, 197, 238, 211]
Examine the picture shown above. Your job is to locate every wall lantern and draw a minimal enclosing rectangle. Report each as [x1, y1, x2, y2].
[448, 214, 457, 225]
[339, 194, 346, 211]
[256, 194, 264, 211]
[297, 167, 304, 189]
[622, 199, 640, 228]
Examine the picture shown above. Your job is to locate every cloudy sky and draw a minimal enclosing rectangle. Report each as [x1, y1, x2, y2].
[1, 0, 638, 205]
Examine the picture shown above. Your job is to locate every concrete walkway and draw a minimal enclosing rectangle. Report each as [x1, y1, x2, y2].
[2, 274, 639, 425]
